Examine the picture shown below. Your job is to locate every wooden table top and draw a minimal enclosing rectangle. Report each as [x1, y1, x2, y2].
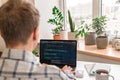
[77, 40, 120, 61]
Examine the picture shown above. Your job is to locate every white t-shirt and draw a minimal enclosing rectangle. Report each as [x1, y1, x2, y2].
[0, 36, 6, 52]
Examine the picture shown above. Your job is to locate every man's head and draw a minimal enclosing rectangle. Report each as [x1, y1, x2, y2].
[0, 0, 40, 49]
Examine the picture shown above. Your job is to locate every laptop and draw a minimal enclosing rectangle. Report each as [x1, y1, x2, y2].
[40, 39, 77, 69]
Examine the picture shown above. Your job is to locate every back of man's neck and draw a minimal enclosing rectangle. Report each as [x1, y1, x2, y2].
[7, 44, 33, 52]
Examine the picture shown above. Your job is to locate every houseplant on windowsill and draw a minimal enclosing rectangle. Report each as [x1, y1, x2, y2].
[48, 6, 64, 40]
[75, 20, 90, 38]
[92, 16, 108, 49]
[75, 20, 96, 45]
[68, 10, 91, 40]
[68, 10, 76, 40]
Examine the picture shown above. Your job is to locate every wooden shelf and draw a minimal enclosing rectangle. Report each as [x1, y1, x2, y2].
[77, 40, 120, 61]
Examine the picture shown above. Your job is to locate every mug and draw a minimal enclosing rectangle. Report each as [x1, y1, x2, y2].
[96, 69, 114, 80]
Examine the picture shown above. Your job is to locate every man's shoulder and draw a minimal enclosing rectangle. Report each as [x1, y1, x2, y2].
[0, 58, 60, 73]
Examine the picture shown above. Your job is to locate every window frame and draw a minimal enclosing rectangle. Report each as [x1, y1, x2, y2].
[60, 0, 102, 30]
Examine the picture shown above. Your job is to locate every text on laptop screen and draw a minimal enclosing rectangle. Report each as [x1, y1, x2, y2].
[40, 40, 77, 68]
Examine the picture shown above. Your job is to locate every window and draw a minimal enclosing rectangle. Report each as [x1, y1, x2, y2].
[64, 0, 120, 35]
[102, 0, 120, 35]
[66, 0, 92, 31]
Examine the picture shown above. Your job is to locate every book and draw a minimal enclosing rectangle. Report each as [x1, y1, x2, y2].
[84, 63, 111, 76]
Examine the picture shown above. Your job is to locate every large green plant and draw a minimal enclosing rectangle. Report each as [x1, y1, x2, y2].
[92, 16, 107, 36]
[48, 6, 64, 34]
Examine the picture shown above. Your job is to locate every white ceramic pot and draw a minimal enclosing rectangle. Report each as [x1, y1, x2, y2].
[60, 30, 68, 40]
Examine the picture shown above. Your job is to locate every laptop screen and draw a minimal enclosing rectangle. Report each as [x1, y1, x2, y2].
[40, 40, 77, 68]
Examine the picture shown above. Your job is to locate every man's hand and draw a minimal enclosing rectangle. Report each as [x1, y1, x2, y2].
[61, 65, 73, 71]
[61, 65, 76, 79]
[41, 63, 47, 66]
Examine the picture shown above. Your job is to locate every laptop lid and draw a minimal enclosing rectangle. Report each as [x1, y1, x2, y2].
[40, 39, 77, 68]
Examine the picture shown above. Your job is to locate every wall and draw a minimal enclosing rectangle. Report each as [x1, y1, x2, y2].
[35, 0, 60, 40]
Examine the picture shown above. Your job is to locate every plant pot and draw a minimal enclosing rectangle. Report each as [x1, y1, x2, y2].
[68, 32, 77, 40]
[60, 30, 68, 40]
[85, 32, 96, 45]
[53, 34, 61, 40]
[96, 36, 108, 49]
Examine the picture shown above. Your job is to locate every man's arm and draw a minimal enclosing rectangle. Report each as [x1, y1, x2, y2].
[41, 64, 76, 80]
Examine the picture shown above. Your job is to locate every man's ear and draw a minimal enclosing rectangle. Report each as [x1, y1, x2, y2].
[33, 27, 39, 40]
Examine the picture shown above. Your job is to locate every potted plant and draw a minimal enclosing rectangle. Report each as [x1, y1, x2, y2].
[92, 16, 108, 49]
[68, 10, 91, 40]
[48, 6, 64, 40]
[75, 20, 90, 38]
[68, 10, 76, 40]
[75, 20, 96, 45]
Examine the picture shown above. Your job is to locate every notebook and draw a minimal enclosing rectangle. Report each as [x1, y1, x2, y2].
[40, 39, 77, 69]
[84, 63, 111, 76]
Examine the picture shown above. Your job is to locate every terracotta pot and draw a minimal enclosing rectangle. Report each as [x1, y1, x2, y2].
[53, 34, 61, 40]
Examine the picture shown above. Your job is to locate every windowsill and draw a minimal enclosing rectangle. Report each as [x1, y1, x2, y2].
[77, 40, 120, 62]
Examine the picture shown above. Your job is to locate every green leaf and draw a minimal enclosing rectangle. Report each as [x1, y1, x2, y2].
[68, 10, 75, 32]
[32, 49, 38, 55]
[48, 6, 64, 34]
[92, 16, 107, 36]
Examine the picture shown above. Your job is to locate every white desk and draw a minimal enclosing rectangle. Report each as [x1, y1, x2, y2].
[37, 57, 120, 80]
[76, 61, 120, 80]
